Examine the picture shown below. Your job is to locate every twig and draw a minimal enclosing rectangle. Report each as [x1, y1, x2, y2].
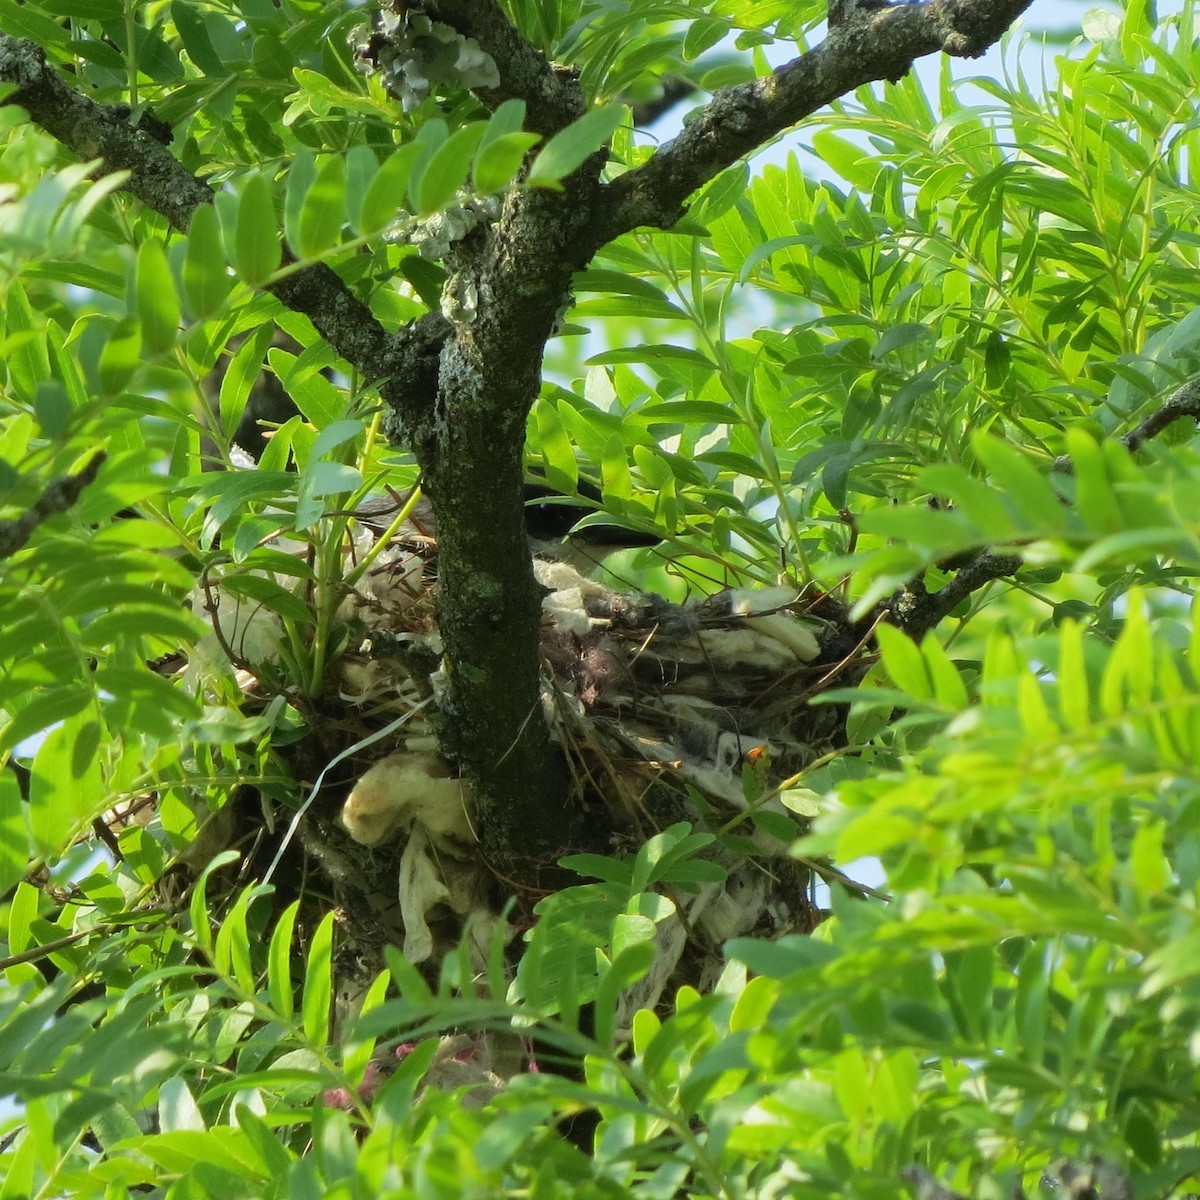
[897, 373, 1200, 637]
[0, 927, 92, 970]
[799, 855, 892, 903]
[631, 77, 699, 128]
[1053, 374, 1200, 472]
[0, 452, 105, 561]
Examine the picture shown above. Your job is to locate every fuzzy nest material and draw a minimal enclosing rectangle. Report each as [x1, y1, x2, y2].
[192, 516, 866, 1017]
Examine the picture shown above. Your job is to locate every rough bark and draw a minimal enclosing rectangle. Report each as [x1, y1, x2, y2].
[394, 173, 610, 866]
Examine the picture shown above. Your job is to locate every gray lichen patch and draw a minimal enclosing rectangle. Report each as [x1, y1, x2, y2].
[352, 8, 500, 111]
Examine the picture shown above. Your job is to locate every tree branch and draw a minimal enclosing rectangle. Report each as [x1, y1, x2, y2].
[891, 374, 1200, 640]
[631, 76, 700, 129]
[593, 0, 1035, 242]
[0, 32, 434, 404]
[0, 34, 210, 229]
[0, 0, 1038, 881]
[1053, 375, 1200, 472]
[888, 551, 1023, 640]
[0, 453, 106, 561]
[421, 0, 586, 137]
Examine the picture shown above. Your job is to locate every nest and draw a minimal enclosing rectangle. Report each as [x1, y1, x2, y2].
[191, 519, 869, 1020]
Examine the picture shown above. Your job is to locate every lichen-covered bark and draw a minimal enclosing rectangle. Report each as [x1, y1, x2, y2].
[391, 176, 606, 867]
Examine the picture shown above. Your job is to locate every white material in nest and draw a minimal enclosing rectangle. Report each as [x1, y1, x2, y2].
[684, 624, 818, 670]
[541, 586, 601, 637]
[617, 907, 688, 1030]
[338, 659, 428, 709]
[398, 823, 448, 963]
[533, 558, 609, 599]
[674, 759, 750, 807]
[341, 753, 474, 849]
[190, 581, 284, 669]
[534, 559, 610, 636]
[725, 586, 801, 616]
[340, 546, 427, 628]
[693, 870, 770, 944]
[623, 732, 730, 802]
[397, 826, 482, 964]
[742, 614, 820, 661]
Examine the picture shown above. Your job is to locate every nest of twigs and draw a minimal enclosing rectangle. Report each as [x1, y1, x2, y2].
[191, 522, 872, 1019]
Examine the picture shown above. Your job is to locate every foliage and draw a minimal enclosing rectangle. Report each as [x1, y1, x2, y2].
[2, 0, 1200, 1197]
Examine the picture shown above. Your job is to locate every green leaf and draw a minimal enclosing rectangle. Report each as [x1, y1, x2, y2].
[172, 0, 225, 75]
[183, 203, 232, 318]
[234, 173, 280, 286]
[593, 941, 655, 1047]
[219, 324, 277, 438]
[411, 122, 485, 215]
[1129, 821, 1169, 894]
[5, 281, 50, 403]
[398, 256, 446, 310]
[215, 887, 264, 994]
[921, 634, 968, 709]
[27, 714, 104, 855]
[871, 322, 932, 359]
[135, 240, 181, 354]
[0, 771, 28, 898]
[296, 460, 361, 530]
[1067, 427, 1122, 535]
[234, 1106, 294, 1177]
[1055, 619, 1090, 731]
[527, 105, 627, 187]
[684, 17, 726, 60]
[972, 434, 1065, 533]
[727, 935, 841, 978]
[302, 911, 335, 1045]
[43, 0, 122, 15]
[188, 854, 239, 957]
[602, 432, 633, 501]
[479, 97, 527, 146]
[472, 98, 538, 193]
[1141, 929, 1200, 995]
[631, 400, 740, 426]
[33, 381, 71, 441]
[535, 402, 578, 494]
[283, 151, 317, 256]
[0, 686, 92, 758]
[267, 351, 345, 427]
[876, 624, 932, 703]
[218, 572, 311, 624]
[944, 945, 994, 1041]
[295, 154, 346, 258]
[359, 143, 423, 235]
[188, 466, 292, 526]
[97, 317, 143, 396]
[811, 130, 881, 190]
[344, 144, 379, 235]
[402, 118, 449, 210]
[473, 131, 541, 194]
